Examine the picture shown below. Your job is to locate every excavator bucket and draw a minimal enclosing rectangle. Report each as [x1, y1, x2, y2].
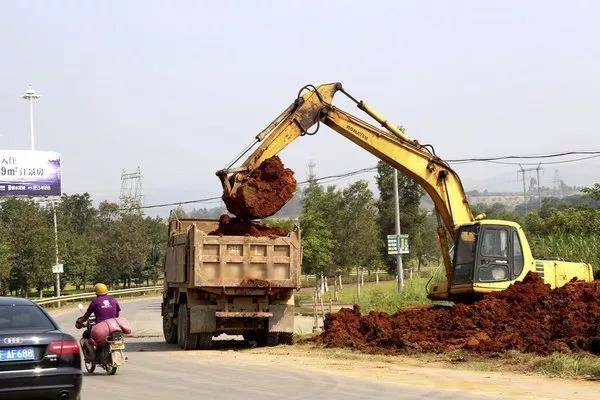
[219, 156, 296, 220]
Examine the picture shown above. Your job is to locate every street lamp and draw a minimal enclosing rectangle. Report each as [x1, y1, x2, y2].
[21, 85, 41, 151]
[21, 85, 60, 299]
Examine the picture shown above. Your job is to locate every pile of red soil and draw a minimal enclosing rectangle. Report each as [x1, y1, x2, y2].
[320, 273, 600, 355]
[209, 214, 289, 237]
[223, 156, 296, 220]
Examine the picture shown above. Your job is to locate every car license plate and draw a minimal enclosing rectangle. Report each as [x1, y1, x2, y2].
[0, 347, 36, 362]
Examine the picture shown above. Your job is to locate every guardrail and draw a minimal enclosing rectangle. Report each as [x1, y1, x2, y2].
[34, 285, 163, 307]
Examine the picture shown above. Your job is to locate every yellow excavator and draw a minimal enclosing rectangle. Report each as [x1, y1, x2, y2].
[217, 83, 593, 302]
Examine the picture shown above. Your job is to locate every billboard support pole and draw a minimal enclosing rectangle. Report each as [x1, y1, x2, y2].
[52, 200, 60, 298]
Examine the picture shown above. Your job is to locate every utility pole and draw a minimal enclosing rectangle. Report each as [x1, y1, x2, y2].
[536, 163, 542, 209]
[393, 168, 404, 291]
[21, 85, 40, 150]
[518, 165, 527, 214]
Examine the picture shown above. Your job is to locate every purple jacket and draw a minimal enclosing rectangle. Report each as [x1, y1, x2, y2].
[85, 295, 121, 323]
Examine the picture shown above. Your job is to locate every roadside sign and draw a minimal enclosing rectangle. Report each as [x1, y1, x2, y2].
[387, 234, 409, 255]
[51, 263, 64, 274]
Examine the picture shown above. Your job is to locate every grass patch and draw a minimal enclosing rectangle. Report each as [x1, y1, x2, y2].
[296, 276, 433, 313]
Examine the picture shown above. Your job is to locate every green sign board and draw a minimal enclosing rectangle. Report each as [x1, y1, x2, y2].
[387, 234, 409, 255]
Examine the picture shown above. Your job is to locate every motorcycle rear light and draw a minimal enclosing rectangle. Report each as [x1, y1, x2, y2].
[48, 340, 80, 355]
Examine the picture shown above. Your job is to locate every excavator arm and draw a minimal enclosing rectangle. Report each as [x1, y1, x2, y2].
[218, 82, 474, 281]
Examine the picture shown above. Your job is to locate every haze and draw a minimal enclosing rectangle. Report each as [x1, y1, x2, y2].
[2, 1, 599, 215]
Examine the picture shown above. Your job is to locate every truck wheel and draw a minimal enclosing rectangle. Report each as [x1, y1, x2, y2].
[278, 332, 293, 345]
[197, 333, 212, 349]
[265, 332, 279, 347]
[243, 333, 258, 346]
[177, 304, 199, 350]
[163, 315, 178, 344]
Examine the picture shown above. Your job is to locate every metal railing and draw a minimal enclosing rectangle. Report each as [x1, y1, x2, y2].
[34, 285, 163, 307]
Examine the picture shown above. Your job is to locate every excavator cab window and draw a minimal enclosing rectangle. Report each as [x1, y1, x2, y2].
[452, 225, 478, 284]
[477, 227, 511, 282]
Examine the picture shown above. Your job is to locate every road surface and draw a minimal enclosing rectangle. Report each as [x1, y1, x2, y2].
[51, 298, 592, 400]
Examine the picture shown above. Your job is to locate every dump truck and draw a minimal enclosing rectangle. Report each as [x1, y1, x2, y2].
[161, 218, 301, 350]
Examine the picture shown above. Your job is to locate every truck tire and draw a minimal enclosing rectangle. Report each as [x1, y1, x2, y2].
[278, 332, 293, 345]
[197, 333, 212, 349]
[163, 314, 178, 344]
[177, 303, 199, 350]
[265, 332, 279, 347]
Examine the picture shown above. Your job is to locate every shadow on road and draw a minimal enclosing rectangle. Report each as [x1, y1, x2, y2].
[126, 338, 254, 352]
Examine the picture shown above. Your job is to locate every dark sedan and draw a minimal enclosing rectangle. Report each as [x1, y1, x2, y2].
[0, 297, 82, 400]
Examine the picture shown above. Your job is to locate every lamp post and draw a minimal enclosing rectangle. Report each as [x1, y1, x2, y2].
[21, 86, 60, 298]
[21, 85, 40, 151]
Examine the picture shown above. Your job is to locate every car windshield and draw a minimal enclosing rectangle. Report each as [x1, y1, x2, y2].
[0, 305, 55, 332]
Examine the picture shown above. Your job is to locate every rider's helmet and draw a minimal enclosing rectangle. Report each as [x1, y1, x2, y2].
[94, 283, 109, 295]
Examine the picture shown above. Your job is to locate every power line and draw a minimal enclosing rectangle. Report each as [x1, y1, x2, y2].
[119, 196, 222, 211]
[446, 150, 600, 163]
[121, 149, 600, 211]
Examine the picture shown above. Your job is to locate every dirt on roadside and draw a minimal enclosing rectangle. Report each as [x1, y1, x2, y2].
[320, 272, 600, 355]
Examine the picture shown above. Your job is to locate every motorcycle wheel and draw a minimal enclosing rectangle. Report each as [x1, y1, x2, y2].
[105, 365, 118, 375]
[85, 360, 96, 373]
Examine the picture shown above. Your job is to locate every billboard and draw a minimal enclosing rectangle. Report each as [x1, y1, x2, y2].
[0, 150, 61, 197]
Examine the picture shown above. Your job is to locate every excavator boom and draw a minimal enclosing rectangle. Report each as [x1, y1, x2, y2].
[218, 82, 473, 284]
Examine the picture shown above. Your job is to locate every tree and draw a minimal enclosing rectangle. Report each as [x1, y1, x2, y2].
[0, 226, 11, 295]
[337, 181, 382, 273]
[0, 199, 54, 297]
[299, 178, 334, 275]
[56, 194, 99, 290]
[95, 206, 149, 288]
[299, 209, 334, 275]
[582, 183, 600, 200]
[141, 216, 167, 285]
[57, 193, 97, 234]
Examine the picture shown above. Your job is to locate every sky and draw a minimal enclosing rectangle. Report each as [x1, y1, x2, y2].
[1, 1, 599, 215]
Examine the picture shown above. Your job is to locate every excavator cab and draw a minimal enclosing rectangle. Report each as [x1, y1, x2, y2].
[429, 220, 528, 302]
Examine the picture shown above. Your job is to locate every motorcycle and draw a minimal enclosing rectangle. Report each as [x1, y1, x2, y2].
[77, 303, 127, 375]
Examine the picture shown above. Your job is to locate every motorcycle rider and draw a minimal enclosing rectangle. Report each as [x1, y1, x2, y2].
[76, 283, 122, 359]
[77, 283, 122, 326]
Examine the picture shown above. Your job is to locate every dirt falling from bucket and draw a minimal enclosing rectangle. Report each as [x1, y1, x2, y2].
[319, 273, 600, 355]
[222, 156, 296, 220]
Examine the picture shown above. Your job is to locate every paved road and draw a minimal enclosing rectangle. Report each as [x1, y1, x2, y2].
[52, 298, 505, 400]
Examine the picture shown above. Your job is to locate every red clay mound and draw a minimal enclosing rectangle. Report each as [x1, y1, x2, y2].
[320, 273, 600, 355]
[223, 156, 296, 220]
[209, 214, 289, 237]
